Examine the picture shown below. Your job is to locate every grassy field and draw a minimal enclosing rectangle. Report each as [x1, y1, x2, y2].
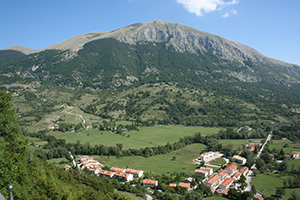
[49, 125, 221, 149]
[252, 174, 284, 197]
[219, 139, 249, 150]
[268, 139, 300, 153]
[252, 173, 300, 199]
[47, 158, 70, 168]
[93, 143, 207, 174]
[208, 158, 227, 166]
[286, 159, 300, 171]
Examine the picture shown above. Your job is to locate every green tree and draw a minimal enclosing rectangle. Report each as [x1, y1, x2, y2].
[276, 187, 285, 198]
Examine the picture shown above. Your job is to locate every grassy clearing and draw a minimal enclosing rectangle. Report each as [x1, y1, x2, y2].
[47, 158, 70, 168]
[268, 140, 300, 153]
[51, 125, 221, 149]
[286, 159, 300, 171]
[208, 158, 227, 166]
[93, 144, 207, 174]
[219, 139, 250, 150]
[252, 174, 284, 197]
[283, 188, 300, 200]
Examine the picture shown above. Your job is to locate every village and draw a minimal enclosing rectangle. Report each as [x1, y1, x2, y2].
[62, 133, 300, 200]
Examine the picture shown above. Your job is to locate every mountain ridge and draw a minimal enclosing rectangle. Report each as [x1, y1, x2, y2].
[2, 19, 299, 69]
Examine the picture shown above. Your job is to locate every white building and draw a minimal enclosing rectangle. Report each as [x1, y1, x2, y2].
[195, 151, 223, 163]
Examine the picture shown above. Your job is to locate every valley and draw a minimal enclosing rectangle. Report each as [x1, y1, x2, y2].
[1, 20, 300, 199]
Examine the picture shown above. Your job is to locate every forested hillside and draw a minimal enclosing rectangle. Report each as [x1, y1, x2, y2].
[0, 90, 135, 200]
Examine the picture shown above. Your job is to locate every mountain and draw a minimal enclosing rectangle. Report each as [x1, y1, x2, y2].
[1, 20, 300, 127]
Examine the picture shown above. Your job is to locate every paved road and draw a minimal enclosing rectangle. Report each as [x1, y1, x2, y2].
[256, 132, 273, 158]
[245, 170, 253, 191]
[146, 194, 153, 200]
[245, 131, 273, 191]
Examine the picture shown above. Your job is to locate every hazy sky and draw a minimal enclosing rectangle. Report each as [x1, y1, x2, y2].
[1, 0, 299, 65]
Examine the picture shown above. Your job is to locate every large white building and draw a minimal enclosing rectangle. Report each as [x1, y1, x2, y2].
[195, 151, 223, 163]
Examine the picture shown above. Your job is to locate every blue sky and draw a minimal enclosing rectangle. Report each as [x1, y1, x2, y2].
[0, 0, 299, 65]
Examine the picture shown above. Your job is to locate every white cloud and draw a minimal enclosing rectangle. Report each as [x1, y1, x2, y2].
[176, 0, 239, 16]
[222, 9, 238, 18]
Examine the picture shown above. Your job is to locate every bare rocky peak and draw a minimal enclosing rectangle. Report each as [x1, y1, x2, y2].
[51, 20, 268, 63]
[1, 20, 297, 68]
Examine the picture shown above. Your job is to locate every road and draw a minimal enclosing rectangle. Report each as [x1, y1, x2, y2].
[245, 131, 273, 192]
[256, 132, 273, 158]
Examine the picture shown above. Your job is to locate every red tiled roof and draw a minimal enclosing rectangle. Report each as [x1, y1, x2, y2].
[178, 182, 190, 189]
[143, 179, 157, 185]
[226, 164, 237, 171]
[239, 167, 249, 174]
[200, 167, 213, 172]
[114, 171, 129, 178]
[220, 178, 234, 188]
[218, 170, 228, 177]
[125, 168, 141, 174]
[290, 151, 299, 154]
[206, 174, 221, 185]
[169, 183, 177, 187]
[254, 194, 264, 200]
[233, 172, 241, 178]
[99, 170, 114, 176]
[110, 167, 125, 172]
[64, 165, 71, 168]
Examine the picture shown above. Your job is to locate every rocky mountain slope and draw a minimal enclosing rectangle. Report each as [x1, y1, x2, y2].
[1, 20, 300, 127]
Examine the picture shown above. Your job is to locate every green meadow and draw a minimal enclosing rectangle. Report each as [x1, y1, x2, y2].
[252, 174, 284, 197]
[268, 139, 300, 153]
[93, 143, 207, 174]
[50, 125, 221, 149]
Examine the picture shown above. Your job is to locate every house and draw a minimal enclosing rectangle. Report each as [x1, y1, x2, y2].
[143, 179, 158, 187]
[79, 156, 102, 172]
[183, 177, 193, 183]
[113, 171, 133, 182]
[200, 167, 213, 175]
[254, 194, 264, 200]
[225, 164, 238, 175]
[246, 145, 255, 152]
[290, 151, 300, 159]
[110, 167, 126, 173]
[233, 155, 247, 165]
[195, 151, 223, 163]
[204, 174, 222, 190]
[242, 125, 252, 133]
[195, 169, 208, 177]
[217, 170, 228, 181]
[239, 166, 249, 176]
[98, 170, 114, 179]
[169, 183, 177, 188]
[218, 178, 234, 190]
[64, 165, 71, 170]
[251, 140, 262, 147]
[178, 182, 190, 189]
[125, 168, 144, 178]
[232, 172, 242, 181]
[216, 188, 229, 196]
